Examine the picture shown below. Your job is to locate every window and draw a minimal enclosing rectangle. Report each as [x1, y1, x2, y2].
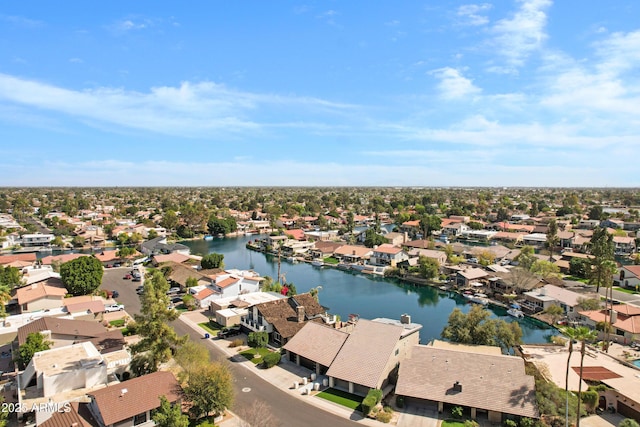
[273, 331, 281, 343]
[395, 349, 399, 356]
[133, 412, 147, 425]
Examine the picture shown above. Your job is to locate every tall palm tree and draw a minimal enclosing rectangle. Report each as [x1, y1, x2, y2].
[574, 326, 598, 427]
[562, 328, 578, 427]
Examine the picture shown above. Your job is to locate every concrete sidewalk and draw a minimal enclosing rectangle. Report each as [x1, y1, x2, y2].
[180, 310, 386, 427]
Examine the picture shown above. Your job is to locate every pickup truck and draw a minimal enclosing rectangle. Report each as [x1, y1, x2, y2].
[104, 303, 125, 312]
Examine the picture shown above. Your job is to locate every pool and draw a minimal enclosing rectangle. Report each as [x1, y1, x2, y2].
[632, 359, 640, 368]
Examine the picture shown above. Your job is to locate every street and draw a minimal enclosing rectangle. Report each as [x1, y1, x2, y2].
[171, 319, 360, 427]
[100, 267, 142, 315]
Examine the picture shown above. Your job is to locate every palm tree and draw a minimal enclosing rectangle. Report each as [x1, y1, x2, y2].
[562, 328, 578, 427]
[569, 326, 598, 427]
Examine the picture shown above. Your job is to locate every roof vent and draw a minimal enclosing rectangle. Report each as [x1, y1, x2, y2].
[120, 388, 128, 397]
[453, 381, 462, 392]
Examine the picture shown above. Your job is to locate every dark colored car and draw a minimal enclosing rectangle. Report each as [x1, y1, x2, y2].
[217, 325, 242, 339]
[136, 286, 144, 294]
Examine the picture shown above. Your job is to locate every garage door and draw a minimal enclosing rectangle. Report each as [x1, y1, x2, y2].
[617, 401, 640, 420]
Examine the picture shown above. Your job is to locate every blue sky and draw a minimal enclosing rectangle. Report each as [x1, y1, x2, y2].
[1, 1, 639, 187]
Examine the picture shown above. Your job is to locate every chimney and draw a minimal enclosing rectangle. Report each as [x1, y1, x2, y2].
[610, 309, 617, 324]
[404, 231, 408, 243]
[401, 314, 411, 324]
[453, 381, 462, 392]
[297, 306, 305, 323]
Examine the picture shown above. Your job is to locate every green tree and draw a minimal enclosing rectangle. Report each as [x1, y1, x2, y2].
[588, 227, 615, 293]
[0, 394, 8, 427]
[546, 219, 559, 261]
[152, 396, 189, 427]
[247, 331, 268, 348]
[131, 270, 186, 374]
[174, 339, 210, 382]
[51, 235, 65, 247]
[577, 298, 601, 311]
[184, 362, 234, 419]
[201, 253, 225, 269]
[185, 276, 198, 288]
[418, 256, 440, 279]
[543, 304, 564, 324]
[117, 246, 136, 259]
[569, 257, 591, 278]
[160, 209, 179, 231]
[530, 260, 561, 278]
[515, 246, 537, 270]
[419, 214, 441, 238]
[207, 216, 237, 236]
[71, 235, 86, 247]
[363, 228, 387, 248]
[60, 256, 104, 296]
[588, 206, 603, 220]
[619, 420, 640, 427]
[17, 332, 51, 369]
[441, 305, 522, 353]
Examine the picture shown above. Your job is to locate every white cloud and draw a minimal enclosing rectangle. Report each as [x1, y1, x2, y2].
[594, 30, 640, 75]
[489, 0, 552, 72]
[431, 67, 481, 99]
[0, 14, 43, 28]
[457, 3, 492, 26]
[0, 74, 357, 138]
[69, 58, 83, 64]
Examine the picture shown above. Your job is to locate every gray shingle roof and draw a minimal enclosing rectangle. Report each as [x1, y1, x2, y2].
[326, 319, 403, 389]
[396, 345, 538, 418]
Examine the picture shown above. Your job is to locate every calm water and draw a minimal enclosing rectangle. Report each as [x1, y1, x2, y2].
[182, 235, 557, 345]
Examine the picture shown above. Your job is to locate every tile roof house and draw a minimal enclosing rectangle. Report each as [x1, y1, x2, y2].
[38, 402, 95, 427]
[15, 280, 68, 313]
[240, 293, 332, 346]
[370, 244, 409, 267]
[17, 317, 108, 348]
[396, 345, 538, 423]
[614, 265, 640, 290]
[88, 371, 182, 427]
[522, 284, 598, 319]
[579, 304, 640, 344]
[0, 253, 36, 266]
[456, 268, 489, 287]
[332, 245, 373, 263]
[139, 236, 190, 256]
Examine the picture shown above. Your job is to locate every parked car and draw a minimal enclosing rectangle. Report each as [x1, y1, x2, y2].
[104, 303, 125, 312]
[167, 287, 181, 295]
[217, 325, 242, 338]
[105, 264, 113, 269]
[132, 277, 141, 282]
[113, 263, 121, 267]
[468, 258, 478, 264]
[136, 286, 144, 295]
[105, 290, 119, 299]
[123, 274, 132, 280]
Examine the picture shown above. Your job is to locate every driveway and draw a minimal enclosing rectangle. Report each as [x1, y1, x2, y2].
[598, 287, 640, 306]
[397, 402, 439, 427]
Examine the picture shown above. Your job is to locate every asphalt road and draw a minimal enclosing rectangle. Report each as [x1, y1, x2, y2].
[171, 319, 360, 427]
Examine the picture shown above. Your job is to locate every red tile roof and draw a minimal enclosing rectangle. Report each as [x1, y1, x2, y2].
[15, 282, 67, 305]
[217, 277, 240, 288]
[90, 371, 182, 426]
[0, 253, 37, 265]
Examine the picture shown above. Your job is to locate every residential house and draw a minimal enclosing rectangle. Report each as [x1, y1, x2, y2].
[613, 235, 636, 255]
[308, 241, 344, 260]
[405, 249, 447, 266]
[522, 233, 547, 247]
[325, 317, 421, 396]
[577, 219, 600, 229]
[396, 345, 538, 423]
[456, 268, 489, 287]
[15, 280, 67, 313]
[20, 233, 54, 247]
[38, 402, 95, 427]
[383, 232, 408, 247]
[189, 269, 263, 308]
[0, 253, 37, 266]
[241, 293, 332, 346]
[579, 304, 640, 345]
[285, 316, 422, 397]
[139, 236, 190, 256]
[284, 228, 306, 241]
[88, 371, 182, 427]
[332, 245, 373, 264]
[304, 230, 339, 241]
[614, 265, 640, 290]
[370, 244, 409, 267]
[281, 239, 315, 256]
[441, 222, 470, 238]
[521, 284, 596, 318]
[151, 252, 192, 266]
[401, 220, 421, 237]
[601, 218, 625, 229]
[19, 342, 109, 399]
[210, 292, 287, 326]
[17, 317, 109, 349]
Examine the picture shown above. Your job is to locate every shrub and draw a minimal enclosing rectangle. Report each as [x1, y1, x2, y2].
[465, 420, 479, 427]
[582, 390, 599, 413]
[262, 352, 281, 369]
[361, 395, 377, 416]
[376, 410, 392, 423]
[368, 388, 383, 405]
[228, 338, 244, 348]
[247, 331, 268, 348]
[452, 406, 463, 419]
[395, 395, 404, 408]
[619, 419, 639, 427]
[504, 419, 518, 427]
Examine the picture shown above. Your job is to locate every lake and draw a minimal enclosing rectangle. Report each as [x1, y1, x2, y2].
[182, 235, 557, 345]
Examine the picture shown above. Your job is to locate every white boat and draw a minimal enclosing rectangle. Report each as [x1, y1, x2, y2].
[311, 260, 324, 267]
[507, 308, 525, 318]
[466, 293, 489, 305]
[203, 235, 214, 241]
[286, 256, 298, 263]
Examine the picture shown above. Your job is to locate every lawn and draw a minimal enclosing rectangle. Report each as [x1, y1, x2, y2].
[441, 421, 466, 427]
[198, 321, 223, 336]
[109, 319, 125, 327]
[239, 347, 271, 364]
[614, 286, 639, 295]
[323, 256, 340, 265]
[316, 388, 362, 411]
[563, 275, 589, 283]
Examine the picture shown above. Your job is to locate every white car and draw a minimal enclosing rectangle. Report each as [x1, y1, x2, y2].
[105, 303, 125, 312]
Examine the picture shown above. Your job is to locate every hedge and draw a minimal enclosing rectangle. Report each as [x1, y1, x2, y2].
[262, 352, 281, 368]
